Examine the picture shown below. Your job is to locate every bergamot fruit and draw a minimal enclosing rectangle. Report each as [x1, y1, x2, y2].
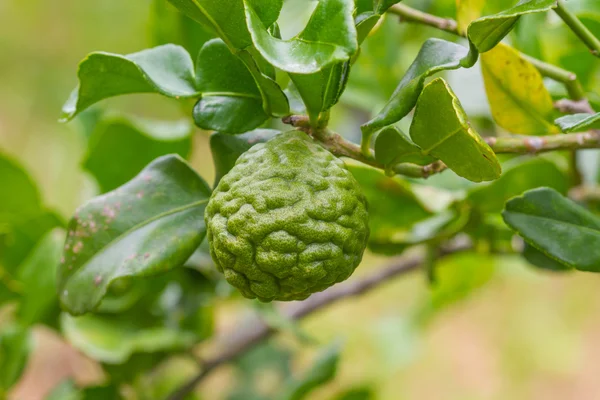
[205, 130, 369, 301]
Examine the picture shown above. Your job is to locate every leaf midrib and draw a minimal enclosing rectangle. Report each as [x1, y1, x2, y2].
[506, 211, 600, 237]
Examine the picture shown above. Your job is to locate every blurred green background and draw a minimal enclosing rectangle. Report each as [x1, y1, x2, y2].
[2, 0, 600, 399]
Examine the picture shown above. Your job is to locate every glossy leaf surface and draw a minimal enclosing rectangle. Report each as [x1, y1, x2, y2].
[555, 112, 600, 133]
[503, 188, 600, 271]
[58, 155, 211, 315]
[410, 78, 501, 182]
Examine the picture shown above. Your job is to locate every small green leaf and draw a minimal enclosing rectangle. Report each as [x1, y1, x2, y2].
[481, 43, 558, 135]
[61, 45, 199, 121]
[374, 126, 435, 167]
[0, 152, 42, 224]
[61, 313, 196, 364]
[46, 380, 121, 400]
[503, 187, 600, 271]
[194, 39, 268, 133]
[210, 129, 280, 186]
[348, 165, 432, 253]
[167, 0, 283, 50]
[468, 158, 569, 213]
[555, 112, 600, 133]
[375, 0, 401, 14]
[279, 343, 342, 400]
[17, 229, 65, 326]
[361, 39, 469, 137]
[244, 0, 358, 74]
[334, 388, 374, 400]
[84, 115, 193, 193]
[355, 12, 381, 45]
[523, 243, 573, 272]
[58, 155, 211, 315]
[410, 78, 501, 182]
[0, 325, 31, 393]
[468, 0, 557, 53]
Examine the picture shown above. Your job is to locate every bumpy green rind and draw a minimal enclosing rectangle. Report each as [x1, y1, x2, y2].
[205, 131, 369, 301]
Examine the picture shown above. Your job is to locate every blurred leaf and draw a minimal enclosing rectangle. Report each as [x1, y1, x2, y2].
[16, 229, 64, 326]
[134, 357, 201, 400]
[348, 165, 432, 253]
[555, 112, 600, 133]
[61, 312, 196, 364]
[45, 380, 121, 400]
[210, 129, 280, 187]
[254, 303, 315, 344]
[374, 126, 435, 167]
[194, 39, 269, 133]
[457, 0, 486, 35]
[279, 343, 342, 400]
[467, 157, 569, 213]
[503, 187, 600, 271]
[244, 0, 357, 74]
[334, 387, 374, 400]
[0, 324, 31, 393]
[0, 152, 41, 224]
[166, 0, 283, 50]
[481, 43, 557, 135]
[512, 13, 546, 59]
[61, 45, 199, 121]
[468, 0, 557, 53]
[84, 116, 193, 193]
[410, 78, 501, 182]
[523, 242, 573, 271]
[361, 39, 469, 137]
[58, 155, 211, 315]
[150, 0, 215, 58]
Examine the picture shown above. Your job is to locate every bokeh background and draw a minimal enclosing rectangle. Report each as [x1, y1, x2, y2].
[2, 0, 600, 399]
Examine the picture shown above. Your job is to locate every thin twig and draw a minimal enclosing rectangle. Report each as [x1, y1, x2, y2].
[168, 242, 472, 400]
[555, 0, 600, 58]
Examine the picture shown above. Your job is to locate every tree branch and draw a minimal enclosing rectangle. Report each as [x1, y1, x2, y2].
[168, 242, 472, 400]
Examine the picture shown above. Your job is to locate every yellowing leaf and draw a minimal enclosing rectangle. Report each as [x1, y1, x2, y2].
[456, 0, 486, 35]
[481, 43, 558, 135]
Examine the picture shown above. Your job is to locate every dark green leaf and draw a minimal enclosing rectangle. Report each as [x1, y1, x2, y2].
[374, 126, 435, 167]
[334, 388, 374, 400]
[361, 39, 469, 137]
[0, 325, 31, 392]
[58, 155, 211, 315]
[348, 165, 432, 253]
[555, 112, 600, 133]
[503, 187, 600, 271]
[355, 12, 380, 45]
[245, 0, 358, 74]
[468, 0, 557, 53]
[167, 0, 283, 50]
[210, 129, 280, 186]
[375, 0, 401, 14]
[468, 157, 569, 213]
[17, 229, 64, 326]
[410, 78, 501, 182]
[84, 115, 193, 193]
[194, 39, 268, 133]
[61, 45, 199, 121]
[279, 343, 342, 400]
[523, 242, 573, 271]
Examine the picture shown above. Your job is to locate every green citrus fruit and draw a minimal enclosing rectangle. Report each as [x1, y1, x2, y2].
[205, 131, 370, 301]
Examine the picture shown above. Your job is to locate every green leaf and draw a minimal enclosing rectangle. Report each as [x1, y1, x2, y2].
[244, 0, 358, 74]
[150, 0, 215, 58]
[166, 0, 283, 50]
[348, 165, 432, 253]
[523, 243, 573, 272]
[481, 43, 558, 135]
[361, 39, 469, 137]
[0, 152, 42, 224]
[410, 78, 501, 182]
[503, 187, 600, 271]
[210, 129, 280, 186]
[468, 0, 557, 53]
[467, 158, 569, 213]
[58, 155, 211, 315]
[289, 62, 349, 124]
[355, 12, 381, 45]
[374, 126, 435, 167]
[279, 343, 342, 400]
[334, 388, 374, 400]
[61, 313, 196, 364]
[46, 380, 121, 400]
[375, 0, 401, 14]
[84, 115, 193, 193]
[555, 112, 600, 133]
[253, 303, 315, 344]
[17, 229, 65, 326]
[61, 45, 199, 121]
[0, 325, 31, 393]
[194, 39, 269, 133]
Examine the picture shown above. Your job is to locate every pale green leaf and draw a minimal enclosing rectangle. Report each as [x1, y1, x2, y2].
[555, 112, 600, 133]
